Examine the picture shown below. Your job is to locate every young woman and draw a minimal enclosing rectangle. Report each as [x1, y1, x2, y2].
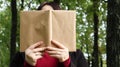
[10, 1, 88, 67]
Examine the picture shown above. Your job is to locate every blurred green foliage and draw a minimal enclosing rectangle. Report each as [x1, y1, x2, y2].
[0, 0, 107, 67]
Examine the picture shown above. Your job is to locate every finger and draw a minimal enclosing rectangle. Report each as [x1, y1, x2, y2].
[35, 55, 43, 60]
[47, 51, 61, 55]
[34, 52, 42, 56]
[46, 47, 63, 51]
[33, 47, 46, 53]
[51, 40, 65, 49]
[29, 41, 44, 49]
[49, 54, 60, 59]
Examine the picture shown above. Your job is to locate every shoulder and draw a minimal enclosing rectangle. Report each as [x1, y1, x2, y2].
[14, 52, 25, 60]
[10, 52, 25, 67]
[69, 49, 88, 67]
[69, 49, 83, 57]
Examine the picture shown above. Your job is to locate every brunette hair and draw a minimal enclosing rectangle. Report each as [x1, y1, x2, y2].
[37, 0, 61, 10]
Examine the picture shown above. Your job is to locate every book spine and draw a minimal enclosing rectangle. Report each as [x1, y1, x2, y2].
[48, 10, 52, 46]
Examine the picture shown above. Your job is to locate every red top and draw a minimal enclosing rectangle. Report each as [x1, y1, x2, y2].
[24, 52, 70, 67]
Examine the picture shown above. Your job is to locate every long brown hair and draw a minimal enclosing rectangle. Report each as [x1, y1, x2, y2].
[37, 0, 61, 10]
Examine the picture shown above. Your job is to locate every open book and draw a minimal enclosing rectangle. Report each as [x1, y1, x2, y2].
[20, 10, 76, 52]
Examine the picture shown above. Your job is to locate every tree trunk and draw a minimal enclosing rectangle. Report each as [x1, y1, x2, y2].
[100, 55, 103, 67]
[92, 12, 99, 67]
[86, 43, 90, 67]
[21, 0, 24, 10]
[92, 0, 99, 67]
[10, 0, 17, 66]
[107, 0, 120, 67]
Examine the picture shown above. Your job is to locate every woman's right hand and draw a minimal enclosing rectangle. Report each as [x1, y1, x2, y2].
[25, 41, 46, 66]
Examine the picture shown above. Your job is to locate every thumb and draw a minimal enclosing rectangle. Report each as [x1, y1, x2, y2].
[29, 41, 43, 49]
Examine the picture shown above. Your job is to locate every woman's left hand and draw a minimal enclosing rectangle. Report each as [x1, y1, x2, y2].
[46, 40, 69, 62]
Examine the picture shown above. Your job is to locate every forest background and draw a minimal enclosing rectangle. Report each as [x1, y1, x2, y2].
[0, 0, 120, 67]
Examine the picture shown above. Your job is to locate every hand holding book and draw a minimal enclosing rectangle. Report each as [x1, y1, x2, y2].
[25, 40, 69, 66]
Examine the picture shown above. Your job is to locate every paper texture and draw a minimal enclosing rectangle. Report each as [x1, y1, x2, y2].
[20, 10, 76, 52]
